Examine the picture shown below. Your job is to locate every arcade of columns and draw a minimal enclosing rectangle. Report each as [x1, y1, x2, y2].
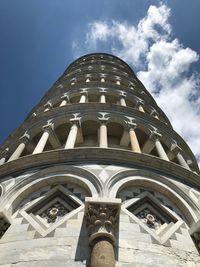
[0, 88, 193, 170]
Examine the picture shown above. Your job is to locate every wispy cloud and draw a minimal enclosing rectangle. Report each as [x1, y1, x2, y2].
[72, 3, 200, 166]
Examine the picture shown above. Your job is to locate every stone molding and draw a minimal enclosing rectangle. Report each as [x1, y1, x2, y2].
[0, 148, 199, 188]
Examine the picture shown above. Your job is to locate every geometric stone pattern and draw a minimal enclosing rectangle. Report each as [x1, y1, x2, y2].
[118, 186, 185, 221]
[118, 188, 194, 248]
[18, 183, 89, 210]
[119, 209, 198, 254]
[16, 184, 85, 238]
[82, 164, 125, 182]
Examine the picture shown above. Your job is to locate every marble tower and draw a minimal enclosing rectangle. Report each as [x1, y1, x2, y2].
[0, 53, 200, 266]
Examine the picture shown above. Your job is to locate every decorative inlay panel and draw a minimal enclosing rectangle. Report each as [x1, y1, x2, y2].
[18, 184, 84, 237]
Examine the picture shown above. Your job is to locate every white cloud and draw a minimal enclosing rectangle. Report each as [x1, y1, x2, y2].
[73, 3, 200, 167]
[86, 21, 110, 48]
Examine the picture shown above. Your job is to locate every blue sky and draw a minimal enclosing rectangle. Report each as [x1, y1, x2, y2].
[0, 0, 200, 163]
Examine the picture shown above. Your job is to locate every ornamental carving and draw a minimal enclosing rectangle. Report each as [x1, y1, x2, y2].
[136, 207, 164, 230]
[85, 202, 120, 244]
[40, 202, 69, 224]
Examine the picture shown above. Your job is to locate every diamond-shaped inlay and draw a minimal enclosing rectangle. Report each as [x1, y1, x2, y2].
[121, 191, 187, 245]
[19, 185, 84, 237]
[29, 190, 80, 227]
[128, 196, 175, 233]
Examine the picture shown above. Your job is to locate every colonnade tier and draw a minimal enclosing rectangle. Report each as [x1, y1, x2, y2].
[41, 73, 160, 112]
[0, 104, 197, 166]
[65, 53, 135, 76]
[0, 111, 198, 172]
[0, 52, 199, 174]
[37, 54, 166, 118]
[27, 88, 168, 124]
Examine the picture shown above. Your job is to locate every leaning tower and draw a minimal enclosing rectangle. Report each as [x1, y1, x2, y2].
[0, 53, 200, 267]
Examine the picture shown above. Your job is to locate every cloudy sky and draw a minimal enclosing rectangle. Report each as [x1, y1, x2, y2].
[0, 0, 200, 165]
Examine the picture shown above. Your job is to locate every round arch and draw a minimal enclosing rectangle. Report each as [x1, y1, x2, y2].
[3, 165, 103, 215]
[106, 169, 199, 226]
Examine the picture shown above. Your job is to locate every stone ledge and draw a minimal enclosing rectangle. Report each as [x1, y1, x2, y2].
[0, 148, 199, 187]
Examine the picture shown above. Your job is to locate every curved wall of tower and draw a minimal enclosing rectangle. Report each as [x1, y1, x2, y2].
[0, 53, 200, 266]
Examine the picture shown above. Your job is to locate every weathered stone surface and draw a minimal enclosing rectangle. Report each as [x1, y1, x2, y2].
[90, 238, 115, 267]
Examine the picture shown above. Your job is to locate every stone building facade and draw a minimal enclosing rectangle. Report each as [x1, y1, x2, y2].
[0, 53, 200, 266]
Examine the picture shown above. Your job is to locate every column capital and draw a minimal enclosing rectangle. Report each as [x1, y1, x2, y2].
[80, 89, 88, 95]
[149, 131, 162, 142]
[57, 84, 63, 89]
[43, 122, 54, 132]
[150, 108, 158, 116]
[19, 131, 30, 143]
[85, 198, 121, 245]
[119, 91, 126, 98]
[99, 88, 107, 94]
[44, 101, 53, 109]
[170, 143, 182, 155]
[187, 159, 193, 167]
[125, 121, 137, 130]
[69, 117, 81, 127]
[135, 99, 144, 106]
[0, 147, 9, 157]
[98, 112, 110, 123]
[61, 93, 69, 101]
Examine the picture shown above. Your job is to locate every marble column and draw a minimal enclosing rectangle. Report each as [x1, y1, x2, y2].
[176, 152, 190, 170]
[138, 104, 145, 112]
[79, 93, 87, 103]
[119, 96, 126, 106]
[85, 198, 121, 267]
[129, 126, 141, 153]
[99, 122, 108, 148]
[136, 101, 145, 112]
[116, 80, 120, 85]
[90, 237, 115, 267]
[168, 144, 190, 170]
[33, 124, 53, 154]
[8, 133, 30, 162]
[60, 94, 69, 107]
[154, 138, 169, 161]
[100, 94, 106, 103]
[44, 101, 52, 112]
[119, 92, 126, 107]
[0, 148, 9, 165]
[151, 109, 159, 119]
[99, 89, 107, 103]
[64, 119, 80, 149]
